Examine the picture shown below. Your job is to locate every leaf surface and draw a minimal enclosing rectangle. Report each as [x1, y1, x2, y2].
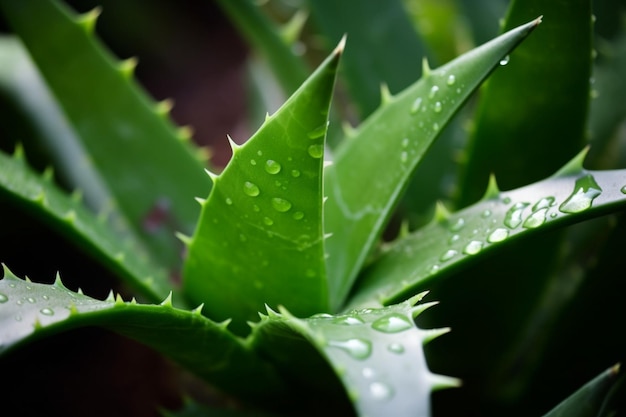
[350, 156, 626, 308]
[250, 294, 456, 417]
[182, 42, 342, 331]
[0, 149, 170, 301]
[0, 267, 285, 406]
[0, 0, 211, 269]
[324, 19, 540, 310]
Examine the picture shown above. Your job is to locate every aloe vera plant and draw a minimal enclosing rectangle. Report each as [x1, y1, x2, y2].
[1, 0, 626, 416]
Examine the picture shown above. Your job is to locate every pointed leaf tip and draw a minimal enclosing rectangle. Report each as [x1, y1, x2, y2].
[422, 57, 432, 77]
[335, 34, 347, 55]
[422, 327, 452, 344]
[482, 174, 501, 200]
[554, 146, 590, 177]
[380, 83, 393, 105]
[118, 56, 138, 79]
[429, 373, 463, 391]
[408, 290, 430, 306]
[411, 301, 440, 318]
[227, 135, 240, 154]
[160, 291, 173, 307]
[433, 201, 451, 223]
[76, 6, 102, 34]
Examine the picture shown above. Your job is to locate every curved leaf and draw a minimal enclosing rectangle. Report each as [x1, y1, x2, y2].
[0, 267, 286, 406]
[0, 0, 211, 269]
[250, 293, 456, 417]
[324, 18, 541, 310]
[0, 149, 170, 301]
[182, 41, 342, 331]
[350, 154, 626, 308]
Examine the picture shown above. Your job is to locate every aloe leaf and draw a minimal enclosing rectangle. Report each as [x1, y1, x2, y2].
[324, 19, 540, 310]
[0, 149, 170, 301]
[182, 42, 342, 331]
[350, 153, 626, 308]
[542, 364, 621, 417]
[216, 0, 308, 96]
[307, 0, 430, 118]
[456, 0, 592, 207]
[0, 266, 286, 405]
[0, 0, 212, 269]
[251, 293, 457, 417]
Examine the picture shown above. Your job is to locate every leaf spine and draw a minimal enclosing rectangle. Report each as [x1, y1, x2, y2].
[227, 134, 241, 154]
[433, 201, 451, 223]
[422, 327, 451, 344]
[380, 82, 393, 105]
[76, 6, 102, 34]
[155, 99, 174, 117]
[411, 301, 439, 318]
[118, 57, 138, 79]
[192, 303, 204, 315]
[160, 291, 173, 307]
[42, 166, 55, 182]
[429, 373, 462, 391]
[408, 290, 430, 306]
[422, 57, 432, 78]
[115, 294, 124, 305]
[204, 168, 219, 182]
[175, 232, 192, 246]
[177, 125, 194, 142]
[12, 143, 25, 160]
[481, 174, 500, 200]
[553, 146, 590, 177]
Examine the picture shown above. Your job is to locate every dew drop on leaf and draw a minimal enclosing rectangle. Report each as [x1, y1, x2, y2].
[263, 217, 274, 226]
[40, 308, 54, 316]
[481, 209, 492, 218]
[264, 160, 281, 174]
[429, 264, 440, 274]
[463, 240, 483, 255]
[308, 144, 324, 159]
[370, 382, 394, 401]
[450, 218, 465, 232]
[433, 122, 440, 131]
[27, 297, 36, 304]
[372, 313, 412, 333]
[533, 196, 556, 211]
[225, 198, 233, 206]
[499, 55, 510, 65]
[621, 186, 626, 194]
[292, 211, 304, 220]
[388, 343, 405, 354]
[447, 74, 456, 85]
[328, 338, 372, 360]
[291, 170, 301, 178]
[400, 151, 408, 163]
[14, 314, 22, 322]
[440, 249, 458, 262]
[334, 315, 365, 326]
[0, 293, 7, 303]
[433, 101, 443, 113]
[243, 181, 260, 197]
[559, 175, 602, 214]
[523, 208, 548, 229]
[410, 97, 423, 114]
[250, 159, 257, 166]
[504, 202, 529, 229]
[401, 138, 409, 148]
[429, 85, 439, 99]
[487, 228, 509, 243]
[308, 123, 328, 139]
[271, 197, 292, 212]
[362, 367, 376, 378]
[448, 234, 460, 244]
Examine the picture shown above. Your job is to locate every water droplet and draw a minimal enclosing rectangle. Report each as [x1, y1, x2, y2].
[481, 209, 492, 218]
[257, 150, 263, 156]
[523, 208, 548, 229]
[16, 299, 24, 306]
[448, 234, 460, 244]
[400, 151, 408, 162]
[263, 217, 274, 226]
[433, 122, 440, 131]
[559, 174, 603, 214]
[334, 315, 364, 326]
[225, 198, 233, 206]
[250, 159, 257, 166]
[550, 212, 558, 218]
[372, 313, 412, 333]
[533, 197, 556, 211]
[433, 101, 442, 113]
[308, 123, 327, 139]
[429, 264, 440, 274]
[0, 293, 7, 303]
[15, 314, 22, 322]
[463, 240, 483, 255]
[40, 308, 54, 316]
[487, 228, 509, 243]
[291, 170, 301, 178]
[312, 313, 333, 319]
[447, 74, 456, 86]
[370, 382, 393, 401]
[388, 343, 405, 354]
[239, 234, 247, 242]
[308, 144, 324, 159]
[27, 297, 36, 304]
[243, 181, 260, 197]
[621, 186, 626, 194]
[410, 97, 423, 114]
[271, 197, 292, 212]
[265, 160, 281, 174]
[450, 218, 465, 232]
[253, 205, 260, 212]
[429, 85, 439, 99]
[293, 211, 304, 220]
[362, 367, 376, 378]
[504, 202, 529, 229]
[502, 196, 511, 204]
[328, 338, 372, 360]
[42, 295, 49, 300]
[440, 249, 458, 262]
[401, 138, 410, 148]
[499, 55, 510, 66]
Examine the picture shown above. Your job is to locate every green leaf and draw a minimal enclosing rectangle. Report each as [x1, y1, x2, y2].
[542, 364, 621, 417]
[324, 19, 541, 310]
[456, 0, 592, 207]
[182, 42, 342, 331]
[307, 0, 430, 118]
[0, 149, 169, 302]
[0, 0, 212, 269]
[350, 154, 626, 308]
[251, 293, 457, 416]
[0, 266, 286, 406]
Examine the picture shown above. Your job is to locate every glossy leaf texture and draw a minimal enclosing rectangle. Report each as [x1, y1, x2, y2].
[0, 267, 286, 406]
[250, 293, 457, 417]
[307, 0, 430, 118]
[350, 153, 626, 308]
[542, 364, 622, 417]
[0, 0, 212, 269]
[324, 19, 541, 310]
[456, 0, 592, 207]
[182, 42, 342, 331]
[0, 149, 170, 302]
